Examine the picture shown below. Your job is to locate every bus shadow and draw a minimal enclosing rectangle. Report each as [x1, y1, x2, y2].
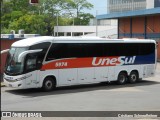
[5, 80, 160, 97]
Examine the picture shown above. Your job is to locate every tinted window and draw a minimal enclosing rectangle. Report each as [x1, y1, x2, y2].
[46, 44, 68, 60]
[46, 43, 155, 61]
[68, 43, 88, 58]
[139, 43, 155, 55]
[24, 42, 51, 72]
[25, 53, 37, 71]
[46, 43, 88, 61]
[103, 43, 155, 56]
[29, 42, 51, 61]
[87, 44, 104, 57]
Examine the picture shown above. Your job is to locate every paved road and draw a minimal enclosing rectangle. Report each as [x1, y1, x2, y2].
[1, 63, 160, 119]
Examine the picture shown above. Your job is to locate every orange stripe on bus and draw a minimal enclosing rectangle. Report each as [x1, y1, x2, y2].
[41, 57, 120, 70]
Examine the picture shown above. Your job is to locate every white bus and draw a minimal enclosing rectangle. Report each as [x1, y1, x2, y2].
[2, 36, 157, 91]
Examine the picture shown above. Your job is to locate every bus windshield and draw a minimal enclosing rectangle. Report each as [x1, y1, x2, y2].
[5, 47, 29, 75]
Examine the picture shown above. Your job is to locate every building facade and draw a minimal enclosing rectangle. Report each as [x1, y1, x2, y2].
[54, 19, 117, 38]
[108, 0, 159, 13]
[98, 0, 160, 60]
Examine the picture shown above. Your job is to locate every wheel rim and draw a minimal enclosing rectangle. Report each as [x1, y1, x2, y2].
[131, 74, 137, 82]
[119, 75, 126, 83]
[45, 80, 53, 89]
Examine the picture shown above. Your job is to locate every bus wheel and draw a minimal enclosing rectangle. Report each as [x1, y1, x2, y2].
[129, 71, 138, 83]
[117, 72, 127, 85]
[42, 77, 56, 92]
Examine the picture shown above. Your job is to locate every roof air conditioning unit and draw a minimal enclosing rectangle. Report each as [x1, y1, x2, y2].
[19, 29, 24, 38]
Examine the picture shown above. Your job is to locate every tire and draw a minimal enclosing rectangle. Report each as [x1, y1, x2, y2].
[42, 77, 56, 92]
[117, 72, 127, 85]
[129, 71, 138, 83]
[137, 78, 142, 82]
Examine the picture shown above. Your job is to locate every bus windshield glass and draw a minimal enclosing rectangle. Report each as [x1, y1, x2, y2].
[5, 47, 29, 75]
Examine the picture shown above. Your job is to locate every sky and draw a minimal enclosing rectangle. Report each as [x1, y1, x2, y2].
[85, 0, 108, 16]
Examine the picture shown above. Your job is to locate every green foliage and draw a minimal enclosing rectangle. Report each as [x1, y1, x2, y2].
[1, 0, 94, 35]
[1, 27, 11, 34]
[74, 13, 94, 25]
[1, 11, 25, 33]
[71, 0, 93, 18]
[8, 14, 48, 35]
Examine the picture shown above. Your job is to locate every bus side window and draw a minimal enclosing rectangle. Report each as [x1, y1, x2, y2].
[25, 54, 37, 71]
[87, 43, 103, 57]
[139, 43, 155, 55]
[68, 43, 88, 58]
[46, 44, 67, 60]
[30, 42, 51, 62]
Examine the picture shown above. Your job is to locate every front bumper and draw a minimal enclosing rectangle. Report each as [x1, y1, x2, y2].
[4, 79, 25, 88]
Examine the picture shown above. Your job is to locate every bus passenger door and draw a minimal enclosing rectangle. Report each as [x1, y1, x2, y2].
[59, 68, 77, 85]
[25, 54, 39, 88]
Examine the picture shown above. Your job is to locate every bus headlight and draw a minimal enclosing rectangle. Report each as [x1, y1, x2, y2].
[4, 74, 32, 82]
[15, 74, 32, 81]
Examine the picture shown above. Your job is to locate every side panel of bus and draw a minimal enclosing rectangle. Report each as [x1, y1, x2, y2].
[40, 42, 156, 87]
[59, 68, 77, 85]
[94, 67, 108, 82]
[142, 64, 156, 78]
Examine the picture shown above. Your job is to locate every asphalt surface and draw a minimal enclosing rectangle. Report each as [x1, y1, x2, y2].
[1, 63, 160, 119]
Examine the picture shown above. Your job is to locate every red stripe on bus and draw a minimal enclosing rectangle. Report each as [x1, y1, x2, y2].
[41, 57, 120, 70]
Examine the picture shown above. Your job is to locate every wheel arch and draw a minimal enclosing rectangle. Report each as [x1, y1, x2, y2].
[40, 75, 57, 87]
[130, 70, 139, 77]
[116, 70, 128, 81]
[119, 70, 128, 76]
[44, 75, 57, 85]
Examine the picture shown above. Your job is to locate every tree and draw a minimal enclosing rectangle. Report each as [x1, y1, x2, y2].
[1, 11, 24, 32]
[74, 13, 94, 25]
[2, 0, 31, 13]
[1, 0, 94, 35]
[8, 15, 48, 35]
[71, 0, 93, 18]
[1, 0, 13, 15]
[61, 0, 94, 25]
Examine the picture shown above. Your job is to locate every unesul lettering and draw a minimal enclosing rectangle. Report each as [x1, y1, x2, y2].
[92, 56, 136, 66]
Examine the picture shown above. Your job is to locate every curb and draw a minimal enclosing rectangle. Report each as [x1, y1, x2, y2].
[1, 82, 6, 87]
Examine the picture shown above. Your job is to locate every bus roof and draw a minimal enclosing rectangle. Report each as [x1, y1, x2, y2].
[11, 36, 156, 47]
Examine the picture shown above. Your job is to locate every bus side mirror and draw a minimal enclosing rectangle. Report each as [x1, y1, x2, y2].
[18, 49, 42, 62]
[1, 49, 10, 54]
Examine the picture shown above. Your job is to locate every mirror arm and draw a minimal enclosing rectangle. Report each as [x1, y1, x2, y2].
[1, 49, 10, 54]
[18, 49, 42, 62]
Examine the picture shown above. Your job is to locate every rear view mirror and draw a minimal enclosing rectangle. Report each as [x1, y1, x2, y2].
[1, 49, 10, 54]
[18, 49, 42, 62]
